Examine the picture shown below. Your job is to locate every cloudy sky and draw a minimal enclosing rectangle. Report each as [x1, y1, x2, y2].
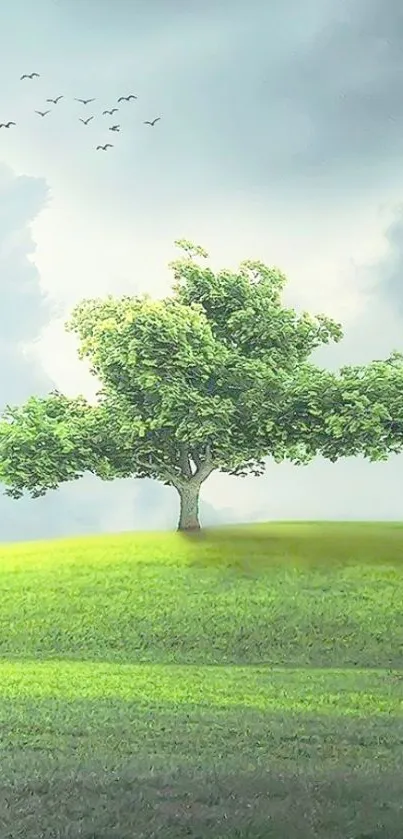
[1, 0, 403, 540]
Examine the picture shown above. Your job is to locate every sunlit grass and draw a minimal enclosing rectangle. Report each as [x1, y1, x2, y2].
[1, 522, 402, 668]
[1, 659, 401, 715]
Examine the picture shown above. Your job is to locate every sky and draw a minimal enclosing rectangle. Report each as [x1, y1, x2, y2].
[0, 0, 403, 540]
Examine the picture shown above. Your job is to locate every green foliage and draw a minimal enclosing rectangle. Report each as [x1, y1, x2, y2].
[276, 352, 403, 463]
[0, 239, 402, 502]
[0, 392, 95, 498]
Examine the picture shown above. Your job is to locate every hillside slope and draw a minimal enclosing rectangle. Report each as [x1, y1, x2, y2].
[0, 522, 402, 838]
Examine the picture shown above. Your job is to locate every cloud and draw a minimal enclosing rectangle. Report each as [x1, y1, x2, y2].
[268, 0, 403, 172]
[0, 164, 55, 404]
[210, 0, 403, 193]
[363, 204, 403, 317]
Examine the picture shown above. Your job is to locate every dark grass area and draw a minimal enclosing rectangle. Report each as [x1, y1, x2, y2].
[0, 522, 402, 837]
[2, 763, 403, 837]
[2, 702, 403, 837]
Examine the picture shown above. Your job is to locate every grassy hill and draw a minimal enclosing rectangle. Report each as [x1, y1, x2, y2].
[0, 522, 402, 838]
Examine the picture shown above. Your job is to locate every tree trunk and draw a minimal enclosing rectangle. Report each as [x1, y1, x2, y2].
[172, 442, 214, 532]
[176, 481, 201, 531]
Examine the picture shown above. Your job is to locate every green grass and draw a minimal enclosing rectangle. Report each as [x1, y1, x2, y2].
[0, 521, 402, 838]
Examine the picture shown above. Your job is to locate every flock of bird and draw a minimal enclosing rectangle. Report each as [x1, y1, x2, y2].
[0, 72, 161, 151]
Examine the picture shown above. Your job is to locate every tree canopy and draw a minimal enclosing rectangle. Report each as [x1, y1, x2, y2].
[0, 239, 402, 530]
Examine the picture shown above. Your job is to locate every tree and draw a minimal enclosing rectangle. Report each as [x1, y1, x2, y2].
[0, 239, 402, 532]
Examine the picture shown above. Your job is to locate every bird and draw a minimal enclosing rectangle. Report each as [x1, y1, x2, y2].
[144, 117, 161, 126]
[46, 96, 63, 104]
[109, 124, 120, 132]
[35, 110, 50, 117]
[75, 98, 95, 105]
[79, 116, 94, 124]
[20, 72, 39, 79]
[96, 144, 113, 151]
[102, 108, 118, 115]
[117, 95, 137, 102]
[0, 121, 16, 128]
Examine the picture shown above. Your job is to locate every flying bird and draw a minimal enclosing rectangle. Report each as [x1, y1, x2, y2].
[46, 96, 63, 104]
[117, 95, 137, 102]
[35, 110, 50, 117]
[20, 72, 39, 79]
[102, 108, 118, 115]
[109, 124, 120, 131]
[79, 116, 94, 124]
[0, 121, 16, 128]
[144, 117, 161, 126]
[75, 98, 95, 105]
[96, 144, 113, 151]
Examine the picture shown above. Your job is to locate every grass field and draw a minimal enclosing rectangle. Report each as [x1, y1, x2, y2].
[0, 521, 402, 838]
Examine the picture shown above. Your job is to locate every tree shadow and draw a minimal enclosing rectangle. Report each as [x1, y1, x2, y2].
[178, 523, 403, 572]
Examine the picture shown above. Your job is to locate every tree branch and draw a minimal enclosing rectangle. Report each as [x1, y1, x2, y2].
[193, 442, 214, 482]
[178, 442, 193, 478]
[134, 456, 179, 484]
[190, 446, 202, 470]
